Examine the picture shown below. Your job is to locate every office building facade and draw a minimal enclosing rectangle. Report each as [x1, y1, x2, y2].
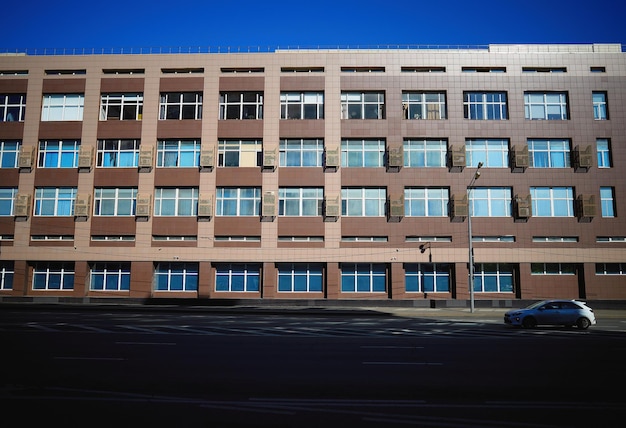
[1, 44, 625, 303]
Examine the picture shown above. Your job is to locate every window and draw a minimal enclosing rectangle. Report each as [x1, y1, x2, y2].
[528, 139, 571, 168]
[402, 92, 446, 120]
[341, 263, 386, 293]
[473, 236, 515, 243]
[38, 140, 80, 168]
[524, 92, 569, 120]
[100, 93, 143, 120]
[154, 187, 198, 216]
[0, 140, 20, 168]
[341, 139, 385, 167]
[41, 94, 84, 121]
[0, 262, 13, 290]
[103, 69, 144, 75]
[465, 139, 509, 168]
[157, 140, 201, 167]
[33, 262, 74, 290]
[159, 92, 203, 120]
[463, 92, 508, 120]
[472, 263, 514, 292]
[401, 66, 446, 73]
[162, 68, 203, 74]
[469, 187, 512, 217]
[277, 263, 323, 292]
[90, 263, 131, 291]
[600, 187, 616, 218]
[405, 263, 450, 293]
[219, 92, 263, 120]
[155, 262, 198, 292]
[0, 94, 26, 121]
[153, 236, 197, 241]
[279, 187, 323, 216]
[281, 67, 324, 73]
[590, 66, 606, 73]
[530, 187, 574, 217]
[94, 188, 137, 216]
[405, 187, 449, 217]
[34, 187, 77, 216]
[596, 263, 626, 275]
[531, 263, 576, 275]
[462, 67, 506, 73]
[279, 139, 323, 167]
[216, 187, 261, 216]
[593, 92, 608, 120]
[342, 236, 388, 242]
[218, 140, 262, 167]
[596, 138, 612, 168]
[522, 67, 566, 73]
[403, 139, 447, 168]
[597, 236, 626, 242]
[280, 92, 324, 119]
[341, 188, 386, 217]
[341, 92, 385, 119]
[97, 139, 139, 167]
[341, 66, 385, 73]
[533, 236, 578, 243]
[0, 188, 17, 216]
[215, 263, 260, 292]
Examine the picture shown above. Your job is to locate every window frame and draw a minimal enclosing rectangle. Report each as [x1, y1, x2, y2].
[159, 92, 203, 120]
[0, 187, 17, 216]
[41, 94, 84, 121]
[405, 187, 449, 217]
[341, 91, 385, 119]
[524, 92, 569, 120]
[157, 139, 201, 168]
[219, 92, 264, 120]
[99, 93, 143, 121]
[280, 92, 324, 119]
[405, 263, 451, 293]
[33, 262, 75, 290]
[596, 138, 612, 168]
[341, 263, 386, 293]
[469, 187, 512, 217]
[0, 140, 20, 168]
[279, 138, 323, 167]
[341, 139, 385, 168]
[341, 187, 387, 217]
[215, 263, 260, 292]
[278, 187, 324, 216]
[463, 91, 508, 120]
[218, 139, 262, 167]
[530, 186, 575, 217]
[277, 263, 324, 292]
[402, 91, 447, 120]
[593, 91, 608, 120]
[154, 187, 199, 216]
[90, 262, 131, 291]
[216, 187, 261, 217]
[0, 261, 13, 290]
[528, 139, 571, 168]
[94, 187, 138, 216]
[34, 187, 77, 216]
[465, 139, 509, 168]
[472, 263, 514, 292]
[38, 140, 81, 168]
[97, 139, 140, 168]
[403, 139, 447, 168]
[600, 186, 616, 218]
[0, 93, 26, 122]
[154, 262, 199, 292]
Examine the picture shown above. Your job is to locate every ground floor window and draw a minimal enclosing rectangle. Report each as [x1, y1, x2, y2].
[405, 263, 450, 292]
[596, 263, 626, 275]
[341, 263, 386, 293]
[277, 263, 323, 292]
[90, 262, 131, 291]
[33, 262, 74, 290]
[155, 262, 198, 291]
[215, 263, 260, 292]
[0, 261, 13, 290]
[473, 263, 514, 292]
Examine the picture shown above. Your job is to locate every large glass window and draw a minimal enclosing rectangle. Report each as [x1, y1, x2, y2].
[33, 262, 74, 290]
[341, 188, 386, 217]
[216, 187, 261, 216]
[600, 187, 616, 218]
[218, 140, 262, 167]
[469, 187, 512, 217]
[341, 92, 385, 119]
[279, 187, 323, 216]
[0, 94, 26, 122]
[402, 91, 446, 119]
[279, 139, 323, 167]
[155, 262, 198, 292]
[404, 139, 447, 167]
[596, 138, 612, 168]
[528, 139, 571, 168]
[341, 263, 386, 293]
[596, 263, 626, 275]
[593, 92, 608, 120]
[0, 188, 17, 216]
[341, 139, 385, 167]
[280, 92, 324, 119]
[531, 263, 576, 275]
[463, 92, 508, 120]
[405, 263, 450, 292]
[405, 187, 448, 217]
[277, 263, 323, 292]
[154, 187, 198, 216]
[219, 92, 263, 120]
[215, 263, 260, 292]
[38, 140, 80, 168]
[157, 140, 200, 167]
[90, 262, 131, 291]
[524, 92, 569, 120]
[34, 187, 77, 216]
[41, 94, 84, 121]
[100, 93, 143, 120]
[465, 139, 509, 168]
[472, 263, 514, 292]
[94, 188, 137, 216]
[530, 187, 574, 217]
[159, 92, 203, 120]
[97, 139, 139, 167]
[0, 140, 20, 168]
[0, 261, 13, 290]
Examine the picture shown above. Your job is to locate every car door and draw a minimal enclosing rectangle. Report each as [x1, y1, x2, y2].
[558, 301, 581, 325]
[535, 302, 560, 325]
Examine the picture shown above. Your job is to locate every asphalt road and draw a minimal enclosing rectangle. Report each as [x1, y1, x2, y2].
[1, 307, 625, 427]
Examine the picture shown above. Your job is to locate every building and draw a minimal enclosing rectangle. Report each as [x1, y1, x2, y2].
[1, 44, 625, 304]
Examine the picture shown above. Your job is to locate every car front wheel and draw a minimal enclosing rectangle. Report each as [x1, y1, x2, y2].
[522, 317, 537, 328]
[576, 317, 591, 330]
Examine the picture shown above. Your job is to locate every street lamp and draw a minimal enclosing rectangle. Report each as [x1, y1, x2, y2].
[468, 161, 483, 313]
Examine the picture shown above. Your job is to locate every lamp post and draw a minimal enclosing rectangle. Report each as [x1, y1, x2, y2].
[467, 162, 483, 313]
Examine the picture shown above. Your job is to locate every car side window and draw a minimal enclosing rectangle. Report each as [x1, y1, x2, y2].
[561, 302, 578, 310]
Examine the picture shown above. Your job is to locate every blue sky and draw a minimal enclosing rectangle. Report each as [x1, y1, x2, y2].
[3, 0, 625, 51]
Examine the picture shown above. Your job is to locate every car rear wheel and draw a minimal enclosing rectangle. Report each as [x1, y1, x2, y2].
[522, 317, 537, 328]
[576, 317, 591, 330]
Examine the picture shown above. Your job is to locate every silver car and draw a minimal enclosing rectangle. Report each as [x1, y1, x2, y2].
[504, 299, 596, 329]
